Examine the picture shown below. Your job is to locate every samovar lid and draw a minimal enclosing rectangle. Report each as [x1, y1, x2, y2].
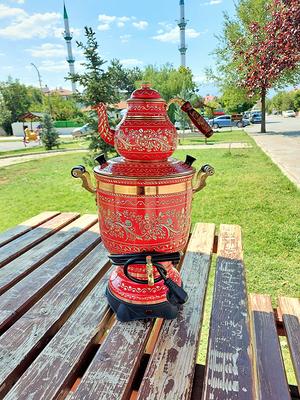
[129, 84, 163, 101]
[94, 157, 194, 180]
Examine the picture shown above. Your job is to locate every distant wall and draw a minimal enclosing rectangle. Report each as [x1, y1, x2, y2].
[12, 122, 74, 136]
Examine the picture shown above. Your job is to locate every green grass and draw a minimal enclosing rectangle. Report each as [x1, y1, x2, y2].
[0, 139, 88, 157]
[179, 129, 252, 145]
[0, 134, 299, 383]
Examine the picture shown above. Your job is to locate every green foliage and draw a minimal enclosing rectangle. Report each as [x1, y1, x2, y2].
[220, 86, 257, 114]
[0, 78, 33, 134]
[30, 94, 83, 121]
[68, 27, 128, 164]
[139, 64, 196, 102]
[41, 113, 59, 150]
[267, 89, 300, 113]
[108, 59, 143, 98]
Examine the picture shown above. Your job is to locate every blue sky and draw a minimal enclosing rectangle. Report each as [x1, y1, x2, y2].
[0, 0, 236, 95]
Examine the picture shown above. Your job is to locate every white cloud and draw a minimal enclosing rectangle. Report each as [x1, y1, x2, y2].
[0, 4, 26, 19]
[120, 34, 131, 43]
[53, 26, 81, 39]
[132, 20, 148, 30]
[153, 25, 201, 43]
[97, 14, 148, 31]
[0, 10, 61, 39]
[98, 14, 116, 24]
[98, 23, 110, 31]
[10, 0, 25, 3]
[39, 59, 85, 73]
[26, 43, 66, 58]
[120, 58, 143, 67]
[202, 0, 222, 4]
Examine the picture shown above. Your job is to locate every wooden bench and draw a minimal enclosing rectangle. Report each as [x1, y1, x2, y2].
[0, 212, 299, 399]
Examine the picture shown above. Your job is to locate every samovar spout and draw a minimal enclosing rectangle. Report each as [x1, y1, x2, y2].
[71, 165, 96, 194]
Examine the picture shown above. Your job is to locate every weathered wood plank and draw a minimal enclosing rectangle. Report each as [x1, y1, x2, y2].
[70, 319, 154, 400]
[137, 223, 215, 400]
[0, 214, 98, 295]
[4, 271, 112, 400]
[0, 212, 79, 268]
[0, 242, 109, 398]
[278, 296, 300, 392]
[249, 293, 290, 400]
[202, 224, 254, 400]
[0, 222, 100, 333]
[0, 211, 60, 248]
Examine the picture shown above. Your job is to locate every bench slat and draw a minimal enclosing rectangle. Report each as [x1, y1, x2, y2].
[4, 271, 111, 400]
[0, 211, 60, 247]
[249, 294, 290, 400]
[0, 223, 100, 333]
[278, 296, 300, 392]
[202, 224, 254, 400]
[0, 242, 109, 398]
[137, 223, 215, 400]
[0, 214, 97, 295]
[0, 212, 79, 267]
[70, 320, 154, 400]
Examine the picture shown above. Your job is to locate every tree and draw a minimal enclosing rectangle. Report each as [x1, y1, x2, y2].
[209, 0, 300, 132]
[108, 59, 143, 98]
[41, 113, 59, 150]
[0, 78, 31, 134]
[68, 27, 123, 163]
[30, 94, 83, 121]
[219, 86, 257, 114]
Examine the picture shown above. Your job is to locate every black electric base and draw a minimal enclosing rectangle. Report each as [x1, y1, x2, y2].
[106, 287, 181, 322]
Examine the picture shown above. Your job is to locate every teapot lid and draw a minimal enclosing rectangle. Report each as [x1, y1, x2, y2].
[129, 84, 162, 101]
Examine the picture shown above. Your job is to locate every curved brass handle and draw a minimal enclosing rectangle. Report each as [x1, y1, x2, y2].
[71, 165, 96, 195]
[193, 164, 215, 194]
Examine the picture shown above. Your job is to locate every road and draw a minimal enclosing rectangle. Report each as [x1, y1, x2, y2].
[245, 115, 300, 188]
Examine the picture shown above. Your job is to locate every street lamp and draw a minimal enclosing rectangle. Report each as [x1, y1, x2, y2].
[30, 62, 42, 92]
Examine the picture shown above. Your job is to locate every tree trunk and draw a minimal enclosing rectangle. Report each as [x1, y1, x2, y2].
[261, 88, 266, 133]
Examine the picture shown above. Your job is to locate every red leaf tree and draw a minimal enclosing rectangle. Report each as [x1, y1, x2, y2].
[235, 0, 300, 132]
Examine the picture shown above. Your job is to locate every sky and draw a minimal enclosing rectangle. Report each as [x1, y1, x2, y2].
[0, 0, 237, 96]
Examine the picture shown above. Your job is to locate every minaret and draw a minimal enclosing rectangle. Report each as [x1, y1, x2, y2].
[63, 2, 76, 92]
[178, 0, 187, 67]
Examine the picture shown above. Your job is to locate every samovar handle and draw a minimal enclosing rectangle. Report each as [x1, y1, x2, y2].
[71, 165, 96, 194]
[193, 164, 215, 194]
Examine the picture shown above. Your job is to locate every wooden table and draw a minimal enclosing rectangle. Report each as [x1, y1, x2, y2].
[0, 212, 299, 400]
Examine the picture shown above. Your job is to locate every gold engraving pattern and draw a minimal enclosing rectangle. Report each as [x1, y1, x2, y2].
[116, 129, 176, 153]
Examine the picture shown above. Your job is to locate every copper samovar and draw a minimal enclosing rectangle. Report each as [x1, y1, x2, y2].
[72, 84, 214, 321]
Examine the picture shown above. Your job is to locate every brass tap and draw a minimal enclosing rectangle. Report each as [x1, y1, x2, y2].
[193, 164, 215, 193]
[146, 255, 155, 286]
[71, 165, 96, 195]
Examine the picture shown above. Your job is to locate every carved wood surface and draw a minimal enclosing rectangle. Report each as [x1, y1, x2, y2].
[249, 293, 290, 399]
[0, 212, 79, 268]
[137, 223, 215, 400]
[0, 211, 59, 248]
[0, 242, 109, 398]
[0, 215, 98, 295]
[278, 296, 300, 392]
[202, 224, 254, 400]
[4, 271, 112, 400]
[0, 223, 100, 334]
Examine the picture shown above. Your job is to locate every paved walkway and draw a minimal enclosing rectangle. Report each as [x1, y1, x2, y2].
[0, 150, 87, 168]
[245, 119, 300, 189]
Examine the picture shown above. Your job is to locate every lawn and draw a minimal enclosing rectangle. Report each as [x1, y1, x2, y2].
[178, 128, 252, 145]
[0, 130, 299, 382]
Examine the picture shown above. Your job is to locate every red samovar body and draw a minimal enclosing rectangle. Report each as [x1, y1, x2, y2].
[72, 85, 214, 321]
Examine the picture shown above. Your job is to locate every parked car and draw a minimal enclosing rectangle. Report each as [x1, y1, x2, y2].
[282, 110, 296, 118]
[72, 123, 92, 138]
[209, 115, 250, 129]
[250, 112, 262, 124]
